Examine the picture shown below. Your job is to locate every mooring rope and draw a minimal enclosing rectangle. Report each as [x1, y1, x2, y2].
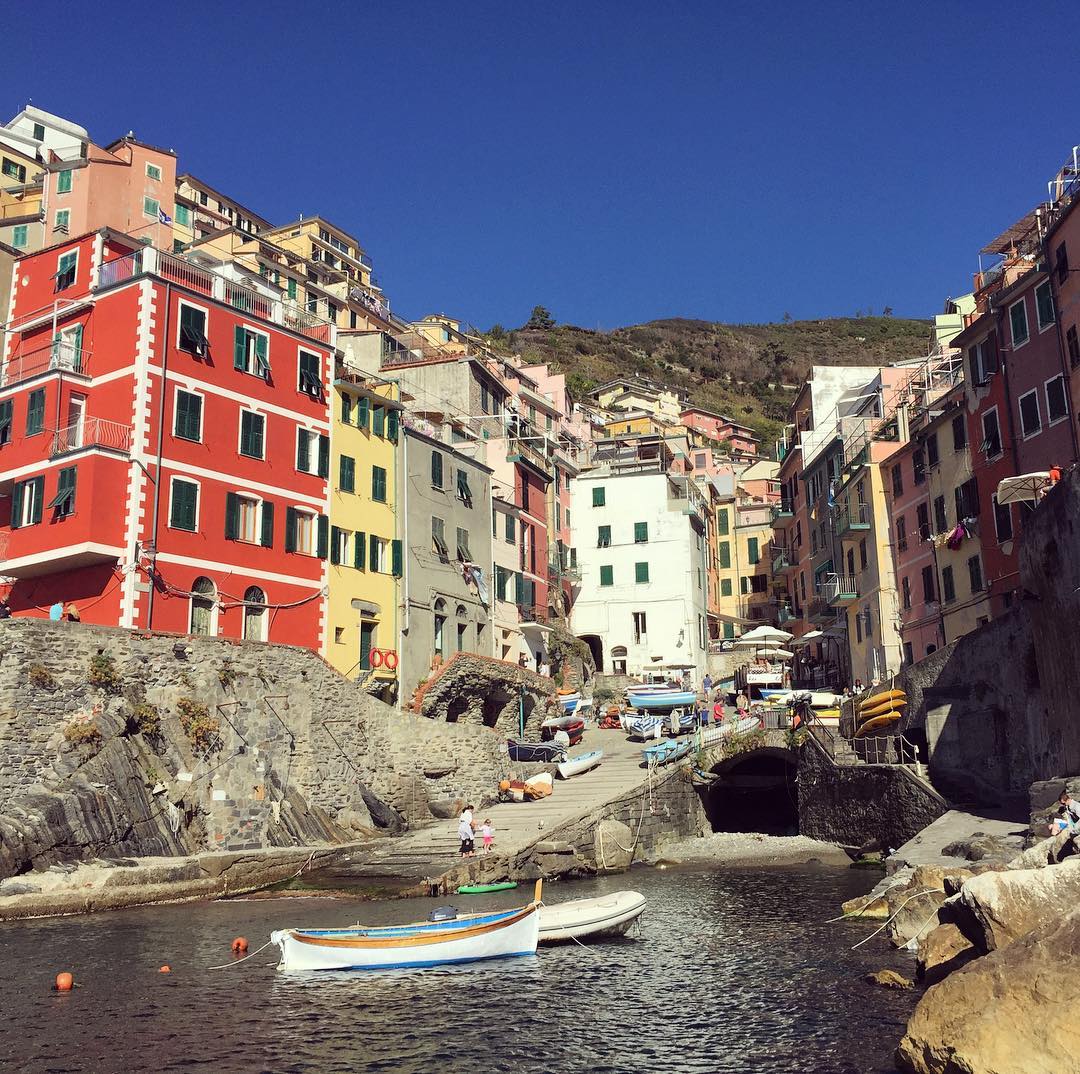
[207, 938, 275, 970]
[850, 888, 940, 950]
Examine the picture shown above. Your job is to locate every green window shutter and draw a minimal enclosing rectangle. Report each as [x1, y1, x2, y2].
[717, 509, 729, 535]
[723, 622, 735, 640]
[30, 476, 44, 525]
[371, 466, 387, 502]
[431, 451, 443, 487]
[747, 537, 759, 564]
[740, 576, 749, 595]
[592, 486, 605, 507]
[330, 526, 343, 565]
[10, 480, 23, 528]
[635, 561, 649, 583]
[57, 169, 72, 193]
[357, 397, 369, 429]
[317, 434, 329, 478]
[11, 224, 27, 249]
[373, 405, 385, 437]
[71, 324, 84, 368]
[26, 389, 45, 435]
[355, 531, 366, 570]
[297, 431, 310, 472]
[367, 533, 378, 570]
[316, 515, 329, 559]
[505, 513, 515, 542]
[721, 578, 733, 597]
[496, 567, 507, 602]
[0, 399, 12, 445]
[392, 539, 402, 577]
[287, 277, 297, 300]
[387, 409, 399, 442]
[57, 466, 77, 513]
[254, 333, 269, 376]
[239, 413, 253, 456]
[170, 480, 197, 531]
[233, 326, 246, 369]
[598, 525, 610, 546]
[260, 501, 274, 547]
[634, 521, 648, 543]
[719, 541, 731, 569]
[514, 572, 524, 603]
[285, 507, 298, 552]
[600, 564, 614, 586]
[340, 455, 355, 493]
[225, 492, 240, 539]
[341, 394, 352, 424]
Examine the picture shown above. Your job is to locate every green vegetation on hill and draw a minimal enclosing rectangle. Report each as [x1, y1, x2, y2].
[494, 315, 931, 451]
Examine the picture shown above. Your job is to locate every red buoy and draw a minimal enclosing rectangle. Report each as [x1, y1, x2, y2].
[231, 936, 248, 954]
[54, 972, 74, 992]
[158, 965, 171, 973]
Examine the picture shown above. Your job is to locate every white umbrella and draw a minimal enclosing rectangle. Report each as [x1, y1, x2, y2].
[738, 625, 794, 643]
[996, 472, 1050, 505]
[757, 647, 794, 660]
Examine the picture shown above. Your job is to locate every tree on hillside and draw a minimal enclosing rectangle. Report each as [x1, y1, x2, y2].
[487, 323, 507, 340]
[525, 305, 556, 330]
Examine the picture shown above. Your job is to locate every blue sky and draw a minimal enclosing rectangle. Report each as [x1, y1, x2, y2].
[7, 2, 1080, 329]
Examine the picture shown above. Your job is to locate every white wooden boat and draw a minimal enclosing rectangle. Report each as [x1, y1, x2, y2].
[556, 748, 603, 779]
[271, 890, 542, 971]
[624, 712, 665, 740]
[538, 890, 646, 944]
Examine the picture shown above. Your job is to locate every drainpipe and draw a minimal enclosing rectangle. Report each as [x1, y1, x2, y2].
[145, 280, 172, 629]
[400, 424, 410, 644]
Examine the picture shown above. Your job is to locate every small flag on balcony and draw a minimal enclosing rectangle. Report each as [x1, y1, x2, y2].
[158, 209, 172, 224]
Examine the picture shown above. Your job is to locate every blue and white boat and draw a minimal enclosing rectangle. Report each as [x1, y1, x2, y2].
[667, 708, 699, 735]
[626, 689, 696, 711]
[642, 738, 693, 767]
[624, 711, 665, 740]
[557, 691, 581, 714]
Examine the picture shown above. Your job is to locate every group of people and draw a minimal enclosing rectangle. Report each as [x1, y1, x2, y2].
[457, 805, 495, 858]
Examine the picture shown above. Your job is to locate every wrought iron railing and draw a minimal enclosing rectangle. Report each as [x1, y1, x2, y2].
[1, 341, 88, 387]
[50, 416, 132, 456]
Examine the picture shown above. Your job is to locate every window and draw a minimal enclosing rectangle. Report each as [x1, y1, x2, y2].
[26, 388, 45, 435]
[431, 516, 448, 560]
[933, 495, 947, 534]
[1035, 280, 1055, 329]
[54, 209, 70, 233]
[285, 508, 324, 557]
[747, 537, 759, 564]
[952, 414, 967, 452]
[981, 408, 1002, 459]
[11, 475, 44, 528]
[169, 478, 199, 531]
[370, 535, 389, 573]
[896, 516, 907, 552]
[32, 122, 45, 141]
[1018, 390, 1041, 439]
[174, 390, 202, 442]
[55, 251, 77, 291]
[1068, 325, 1080, 369]
[1046, 376, 1068, 425]
[325, 525, 348, 565]
[926, 432, 938, 468]
[634, 561, 650, 584]
[178, 303, 209, 356]
[902, 576, 911, 611]
[11, 224, 27, 249]
[967, 555, 983, 594]
[993, 495, 1013, 543]
[372, 405, 386, 438]
[717, 508, 729, 535]
[599, 565, 614, 586]
[387, 409, 399, 443]
[855, 611, 862, 644]
[592, 486, 606, 507]
[941, 566, 956, 604]
[298, 350, 321, 394]
[239, 411, 265, 459]
[891, 464, 903, 498]
[175, 203, 190, 226]
[189, 578, 216, 637]
[916, 503, 930, 541]
[597, 525, 611, 547]
[234, 326, 270, 377]
[2, 157, 26, 182]
[243, 587, 266, 642]
[504, 512, 515, 544]
[372, 465, 387, 503]
[456, 468, 472, 505]
[287, 277, 297, 301]
[912, 449, 925, 485]
[1009, 299, 1029, 348]
[431, 451, 444, 488]
[225, 492, 272, 546]
[56, 168, 72, 193]
[634, 521, 648, 544]
[456, 526, 471, 561]
[921, 564, 935, 603]
[858, 538, 868, 570]
[720, 578, 732, 596]
[296, 429, 327, 476]
[146, 162, 162, 182]
[1056, 242, 1069, 286]
[0, 399, 11, 446]
[631, 610, 650, 644]
[718, 541, 731, 569]
[968, 337, 999, 385]
[433, 599, 447, 657]
[955, 477, 979, 519]
[903, 641, 914, 665]
[143, 196, 160, 219]
[339, 455, 356, 493]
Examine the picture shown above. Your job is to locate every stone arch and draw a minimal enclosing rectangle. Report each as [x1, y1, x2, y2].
[446, 695, 469, 723]
[704, 747, 799, 834]
[482, 683, 515, 729]
[580, 634, 603, 671]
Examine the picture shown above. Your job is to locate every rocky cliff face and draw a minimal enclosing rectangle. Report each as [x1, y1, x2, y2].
[0, 620, 508, 879]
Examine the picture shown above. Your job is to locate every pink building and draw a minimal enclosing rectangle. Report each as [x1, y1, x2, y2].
[680, 406, 760, 457]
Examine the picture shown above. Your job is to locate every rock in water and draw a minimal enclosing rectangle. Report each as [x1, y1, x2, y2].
[593, 818, 634, 872]
[896, 909, 1080, 1074]
[865, 969, 914, 990]
[915, 923, 978, 987]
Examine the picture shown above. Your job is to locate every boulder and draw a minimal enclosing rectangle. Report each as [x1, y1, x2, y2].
[842, 867, 912, 919]
[1007, 829, 1077, 870]
[428, 797, 464, 821]
[915, 923, 978, 987]
[896, 909, 1080, 1074]
[865, 969, 914, 990]
[885, 866, 976, 948]
[1027, 775, 1080, 836]
[954, 857, 1080, 953]
[941, 833, 1021, 864]
[593, 818, 635, 872]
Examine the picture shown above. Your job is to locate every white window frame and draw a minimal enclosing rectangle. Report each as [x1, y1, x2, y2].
[332, 526, 350, 564]
[176, 298, 210, 355]
[167, 475, 201, 531]
[238, 324, 270, 377]
[54, 208, 71, 233]
[1035, 279, 1056, 332]
[296, 427, 320, 475]
[1045, 374, 1069, 427]
[292, 507, 318, 556]
[371, 536, 389, 573]
[172, 385, 204, 443]
[980, 406, 1003, 460]
[1008, 298, 1029, 350]
[143, 195, 160, 219]
[55, 247, 78, 289]
[238, 407, 267, 460]
[15, 477, 41, 527]
[145, 162, 162, 181]
[1017, 388, 1042, 440]
[189, 579, 219, 637]
[235, 492, 264, 544]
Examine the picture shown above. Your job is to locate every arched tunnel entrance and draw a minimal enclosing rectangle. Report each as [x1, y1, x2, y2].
[703, 747, 799, 834]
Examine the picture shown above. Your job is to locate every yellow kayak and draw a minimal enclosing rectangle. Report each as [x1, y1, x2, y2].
[857, 698, 908, 723]
[855, 712, 901, 737]
[860, 688, 906, 712]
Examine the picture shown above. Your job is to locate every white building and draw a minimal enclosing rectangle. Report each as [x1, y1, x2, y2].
[570, 461, 709, 685]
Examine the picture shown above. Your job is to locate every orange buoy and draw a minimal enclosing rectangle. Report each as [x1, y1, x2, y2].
[231, 937, 248, 954]
[158, 965, 171, 973]
[54, 972, 74, 992]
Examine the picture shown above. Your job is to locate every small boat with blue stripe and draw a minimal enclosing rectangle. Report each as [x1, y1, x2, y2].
[667, 708, 699, 734]
[623, 711, 665, 740]
[626, 688, 696, 711]
[642, 738, 693, 767]
[556, 691, 581, 714]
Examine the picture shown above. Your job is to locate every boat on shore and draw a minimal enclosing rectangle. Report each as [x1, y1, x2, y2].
[556, 749, 603, 779]
[507, 739, 565, 763]
[557, 691, 581, 714]
[642, 738, 693, 766]
[626, 688, 696, 711]
[537, 890, 646, 944]
[624, 712, 665, 740]
[540, 714, 585, 745]
[271, 884, 542, 972]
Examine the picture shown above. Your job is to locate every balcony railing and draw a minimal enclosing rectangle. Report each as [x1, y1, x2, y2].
[821, 573, 859, 606]
[770, 500, 793, 523]
[835, 502, 872, 537]
[96, 248, 333, 343]
[517, 603, 548, 625]
[50, 416, 132, 457]
[769, 543, 793, 574]
[1, 341, 88, 388]
[807, 596, 831, 622]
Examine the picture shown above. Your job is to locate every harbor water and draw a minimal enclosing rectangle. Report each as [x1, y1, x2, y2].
[0, 864, 916, 1074]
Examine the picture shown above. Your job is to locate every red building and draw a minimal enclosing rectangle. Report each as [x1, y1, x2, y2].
[0, 229, 335, 645]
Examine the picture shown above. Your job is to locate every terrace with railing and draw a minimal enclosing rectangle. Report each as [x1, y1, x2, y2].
[835, 501, 872, 538]
[96, 248, 334, 343]
[820, 572, 859, 607]
[50, 416, 132, 457]
[1, 340, 88, 389]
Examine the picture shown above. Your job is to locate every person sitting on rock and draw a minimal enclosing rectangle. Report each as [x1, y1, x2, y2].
[1050, 789, 1080, 835]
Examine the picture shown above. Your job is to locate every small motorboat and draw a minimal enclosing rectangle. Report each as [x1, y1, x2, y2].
[537, 890, 646, 945]
[642, 738, 693, 767]
[507, 739, 565, 764]
[540, 714, 584, 745]
[627, 688, 697, 711]
[624, 712, 665, 740]
[557, 691, 581, 714]
[271, 884, 543, 972]
[556, 749, 603, 779]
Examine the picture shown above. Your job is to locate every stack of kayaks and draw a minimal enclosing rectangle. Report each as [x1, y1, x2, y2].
[854, 688, 907, 738]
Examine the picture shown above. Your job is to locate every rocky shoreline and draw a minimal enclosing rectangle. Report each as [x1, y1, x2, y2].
[647, 831, 852, 868]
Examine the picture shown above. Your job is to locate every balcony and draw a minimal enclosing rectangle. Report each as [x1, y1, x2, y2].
[835, 502, 872, 538]
[821, 573, 859, 607]
[770, 543, 794, 574]
[50, 417, 132, 458]
[517, 603, 549, 626]
[96, 248, 334, 344]
[1, 341, 89, 389]
[770, 500, 793, 523]
[807, 596, 832, 623]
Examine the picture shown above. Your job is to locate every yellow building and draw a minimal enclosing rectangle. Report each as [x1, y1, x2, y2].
[326, 364, 404, 699]
[0, 139, 44, 260]
[602, 410, 663, 438]
[714, 496, 774, 639]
